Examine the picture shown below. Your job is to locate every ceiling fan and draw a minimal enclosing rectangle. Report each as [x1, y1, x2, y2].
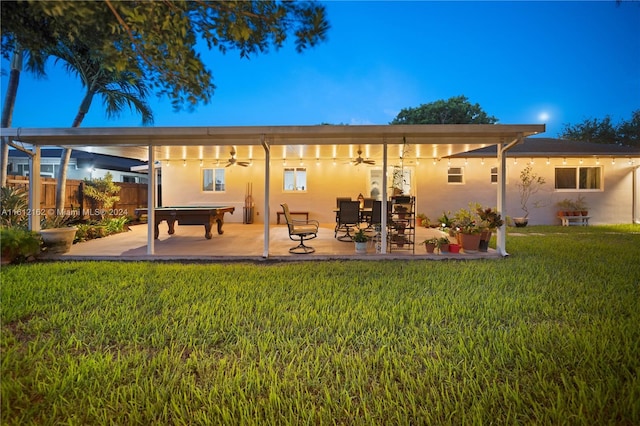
[352, 147, 375, 166]
[225, 149, 250, 167]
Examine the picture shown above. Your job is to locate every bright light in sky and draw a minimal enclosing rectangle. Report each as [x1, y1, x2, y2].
[538, 112, 550, 122]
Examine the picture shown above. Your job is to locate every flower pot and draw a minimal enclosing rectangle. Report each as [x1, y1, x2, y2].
[439, 243, 449, 254]
[581, 211, 588, 216]
[513, 217, 528, 227]
[448, 244, 460, 254]
[425, 243, 436, 254]
[354, 241, 367, 254]
[479, 231, 492, 252]
[40, 227, 77, 254]
[459, 232, 481, 253]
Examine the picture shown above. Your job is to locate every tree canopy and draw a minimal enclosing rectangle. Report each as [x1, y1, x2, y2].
[390, 95, 499, 125]
[1, 0, 330, 111]
[559, 110, 639, 147]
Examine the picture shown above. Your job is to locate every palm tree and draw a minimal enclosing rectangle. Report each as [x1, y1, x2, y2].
[1, 48, 47, 187]
[52, 42, 154, 213]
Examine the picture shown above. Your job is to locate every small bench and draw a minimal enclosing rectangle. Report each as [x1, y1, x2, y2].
[277, 210, 309, 225]
[559, 216, 590, 226]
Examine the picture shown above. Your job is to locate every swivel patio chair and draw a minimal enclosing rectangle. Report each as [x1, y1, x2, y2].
[280, 203, 320, 254]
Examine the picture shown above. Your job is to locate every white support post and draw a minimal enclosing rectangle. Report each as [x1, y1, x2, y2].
[496, 143, 507, 256]
[262, 136, 270, 258]
[147, 145, 155, 255]
[381, 142, 388, 254]
[28, 146, 41, 232]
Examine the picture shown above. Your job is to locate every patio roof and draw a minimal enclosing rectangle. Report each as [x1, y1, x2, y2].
[2, 124, 545, 161]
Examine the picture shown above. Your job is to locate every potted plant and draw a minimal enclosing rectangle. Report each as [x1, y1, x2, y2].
[40, 212, 79, 254]
[514, 164, 546, 227]
[476, 206, 504, 252]
[437, 237, 450, 254]
[574, 195, 589, 216]
[416, 213, 428, 227]
[438, 211, 454, 236]
[353, 228, 368, 254]
[394, 204, 408, 219]
[394, 221, 407, 235]
[423, 237, 438, 254]
[452, 204, 482, 253]
[556, 198, 576, 217]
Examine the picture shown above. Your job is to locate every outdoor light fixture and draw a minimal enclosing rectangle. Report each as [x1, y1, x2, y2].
[612, 158, 616, 165]
[563, 158, 567, 165]
[530, 158, 534, 165]
[514, 158, 518, 165]
[579, 159, 583, 164]
[596, 158, 600, 165]
[183, 160, 186, 167]
[546, 157, 550, 165]
[481, 158, 484, 165]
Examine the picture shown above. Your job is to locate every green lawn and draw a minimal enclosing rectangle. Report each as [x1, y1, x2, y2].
[2, 225, 639, 425]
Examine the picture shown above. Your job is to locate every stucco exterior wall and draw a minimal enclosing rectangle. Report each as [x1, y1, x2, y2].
[161, 155, 639, 226]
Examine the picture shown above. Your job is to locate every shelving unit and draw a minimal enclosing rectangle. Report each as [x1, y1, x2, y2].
[388, 195, 415, 253]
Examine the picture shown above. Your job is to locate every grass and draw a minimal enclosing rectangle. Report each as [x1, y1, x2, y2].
[2, 225, 639, 425]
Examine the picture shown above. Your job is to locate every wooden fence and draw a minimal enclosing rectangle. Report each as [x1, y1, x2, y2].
[6, 175, 149, 219]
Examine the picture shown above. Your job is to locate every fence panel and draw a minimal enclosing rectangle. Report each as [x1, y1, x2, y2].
[5, 175, 147, 218]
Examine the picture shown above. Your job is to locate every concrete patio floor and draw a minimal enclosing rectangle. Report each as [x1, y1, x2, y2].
[47, 222, 502, 262]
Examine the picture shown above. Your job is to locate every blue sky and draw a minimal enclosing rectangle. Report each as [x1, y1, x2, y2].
[2, 1, 639, 137]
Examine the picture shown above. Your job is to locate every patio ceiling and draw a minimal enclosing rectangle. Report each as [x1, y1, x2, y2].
[2, 124, 545, 162]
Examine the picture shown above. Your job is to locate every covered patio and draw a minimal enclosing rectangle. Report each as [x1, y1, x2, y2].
[46, 222, 503, 261]
[2, 124, 545, 258]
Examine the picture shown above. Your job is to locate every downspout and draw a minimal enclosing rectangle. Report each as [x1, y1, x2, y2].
[147, 144, 155, 255]
[496, 135, 523, 257]
[262, 135, 270, 258]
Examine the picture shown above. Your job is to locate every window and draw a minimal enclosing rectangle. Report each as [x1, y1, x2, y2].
[202, 168, 225, 192]
[447, 167, 464, 184]
[490, 167, 498, 184]
[555, 167, 602, 190]
[284, 167, 307, 191]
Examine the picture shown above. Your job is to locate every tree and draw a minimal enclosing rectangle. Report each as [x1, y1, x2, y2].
[52, 41, 154, 212]
[559, 116, 618, 145]
[615, 110, 640, 147]
[390, 95, 499, 125]
[559, 110, 639, 147]
[1, 1, 329, 111]
[1, 0, 329, 206]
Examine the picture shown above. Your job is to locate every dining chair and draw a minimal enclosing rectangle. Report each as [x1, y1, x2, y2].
[335, 200, 360, 241]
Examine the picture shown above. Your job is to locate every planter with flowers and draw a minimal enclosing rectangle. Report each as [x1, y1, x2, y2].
[452, 204, 483, 253]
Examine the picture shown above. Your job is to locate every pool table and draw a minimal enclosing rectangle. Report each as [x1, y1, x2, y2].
[135, 206, 235, 239]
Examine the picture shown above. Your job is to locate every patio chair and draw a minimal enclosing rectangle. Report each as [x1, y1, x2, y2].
[335, 200, 360, 242]
[361, 197, 375, 226]
[280, 203, 319, 254]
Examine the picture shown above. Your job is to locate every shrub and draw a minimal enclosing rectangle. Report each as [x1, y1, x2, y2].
[0, 227, 41, 264]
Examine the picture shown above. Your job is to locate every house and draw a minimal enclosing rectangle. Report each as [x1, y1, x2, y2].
[7, 147, 150, 183]
[2, 124, 638, 257]
[448, 138, 640, 225]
